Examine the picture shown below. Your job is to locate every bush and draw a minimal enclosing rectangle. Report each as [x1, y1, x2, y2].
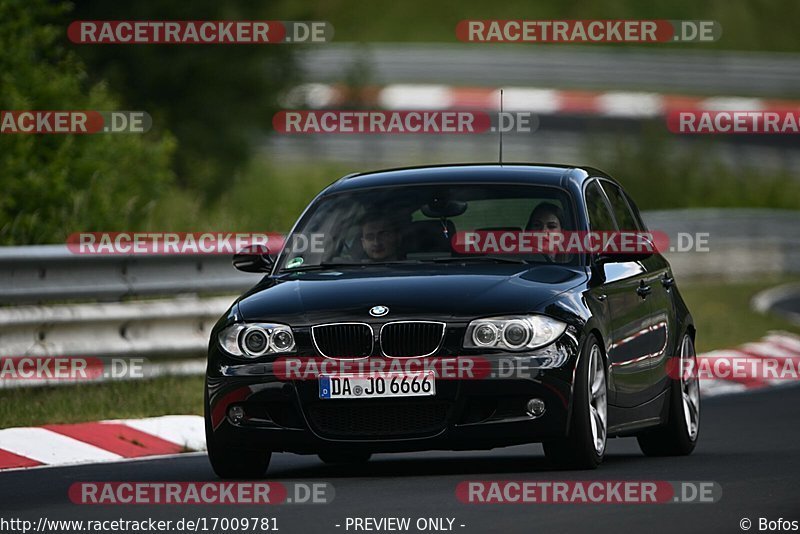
[71, 0, 297, 201]
[0, 0, 176, 244]
[583, 122, 800, 211]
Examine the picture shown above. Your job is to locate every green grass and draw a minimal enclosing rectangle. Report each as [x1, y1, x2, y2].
[1, 278, 798, 428]
[678, 276, 800, 353]
[21, 147, 800, 245]
[272, 0, 800, 53]
[143, 161, 355, 233]
[141, 141, 800, 238]
[584, 126, 800, 211]
[0, 375, 204, 428]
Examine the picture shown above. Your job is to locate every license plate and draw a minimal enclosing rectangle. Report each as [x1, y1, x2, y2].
[319, 372, 436, 399]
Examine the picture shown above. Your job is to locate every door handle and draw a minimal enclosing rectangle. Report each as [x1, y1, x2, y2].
[636, 283, 652, 298]
[661, 274, 675, 289]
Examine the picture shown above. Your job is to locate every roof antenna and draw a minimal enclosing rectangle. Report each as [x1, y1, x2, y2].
[498, 89, 504, 166]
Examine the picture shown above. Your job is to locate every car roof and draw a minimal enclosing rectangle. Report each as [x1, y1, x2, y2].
[323, 163, 616, 194]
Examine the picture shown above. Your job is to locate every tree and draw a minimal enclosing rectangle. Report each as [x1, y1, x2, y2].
[0, 0, 176, 244]
[70, 0, 297, 200]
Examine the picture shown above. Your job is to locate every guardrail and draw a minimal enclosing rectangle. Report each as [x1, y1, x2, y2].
[0, 295, 234, 358]
[3, 210, 797, 304]
[644, 209, 800, 278]
[298, 44, 800, 97]
[0, 295, 233, 388]
[0, 248, 257, 387]
[1, 209, 799, 388]
[0, 245, 258, 303]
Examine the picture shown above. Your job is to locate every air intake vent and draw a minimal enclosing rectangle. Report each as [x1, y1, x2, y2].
[312, 323, 373, 358]
[307, 400, 448, 439]
[380, 321, 445, 357]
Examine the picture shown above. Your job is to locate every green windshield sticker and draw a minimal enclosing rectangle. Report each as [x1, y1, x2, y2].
[286, 257, 304, 269]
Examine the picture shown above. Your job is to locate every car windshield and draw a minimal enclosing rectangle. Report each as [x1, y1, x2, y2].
[275, 183, 577, 272]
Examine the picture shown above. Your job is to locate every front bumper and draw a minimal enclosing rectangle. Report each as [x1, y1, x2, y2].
[205, 336, 580, 454]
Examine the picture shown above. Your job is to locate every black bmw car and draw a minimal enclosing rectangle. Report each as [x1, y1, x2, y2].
[205, 164, 700, 477]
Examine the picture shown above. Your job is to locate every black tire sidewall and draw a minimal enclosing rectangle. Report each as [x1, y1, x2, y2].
[204, 386, 271, 478]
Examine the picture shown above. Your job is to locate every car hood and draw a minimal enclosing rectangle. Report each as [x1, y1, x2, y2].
[237, 264, 586, 324]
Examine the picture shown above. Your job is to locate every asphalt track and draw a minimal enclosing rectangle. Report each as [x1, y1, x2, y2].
[1, 386, 798, 534]
[772, 293, 800, 326]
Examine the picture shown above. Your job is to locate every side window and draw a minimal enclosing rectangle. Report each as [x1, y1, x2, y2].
[623, 190, 648, 231]
[585, 182, 617, 231]
[602, 182, 640, 231]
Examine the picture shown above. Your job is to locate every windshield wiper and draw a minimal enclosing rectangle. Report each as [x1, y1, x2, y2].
[429, 256, 529, 264]
[280, 260, 424, 273]
[280, 257, 531, 273]
[279, 262, 363, 273]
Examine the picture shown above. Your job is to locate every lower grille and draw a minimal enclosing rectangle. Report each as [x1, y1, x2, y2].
[307, 400, 448, 439]
[380, 321, 445, 357]
[312, 323, 373, 358]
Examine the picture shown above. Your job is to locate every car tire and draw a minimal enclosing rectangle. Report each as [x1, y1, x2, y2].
[543, 334, 608, 470]
[204, 391, 271, 479]
[637, 333, 700, 456]
[318, 452, 372, 465]
[207, 441, 271, 479]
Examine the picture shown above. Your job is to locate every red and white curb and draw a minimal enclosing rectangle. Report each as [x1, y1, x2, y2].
[287, 83, 800, 118]
[1, 332, 798, 472]
[0, 415, 204, 472]
[698, 331, 800, 397]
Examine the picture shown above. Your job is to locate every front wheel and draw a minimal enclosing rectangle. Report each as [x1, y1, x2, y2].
[637, 333, 700, 456]
[204, 390, 271, 479]
[207, 440, 271, 479]
[543, 335, 607, 469]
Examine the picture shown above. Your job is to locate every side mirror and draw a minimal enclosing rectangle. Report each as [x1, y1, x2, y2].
[232, 245, 275, 273]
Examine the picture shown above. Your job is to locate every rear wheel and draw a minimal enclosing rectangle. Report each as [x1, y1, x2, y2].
[637, 333, 700, 456]
[319, 451, 372, 464]
[543, 335, 607, 469]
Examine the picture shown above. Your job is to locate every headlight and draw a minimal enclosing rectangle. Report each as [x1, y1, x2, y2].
[242, 326, 270, 356]
[464, 315, 567, 351]
[473, 323, 499, 347]
[218, 323, 296, 357]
